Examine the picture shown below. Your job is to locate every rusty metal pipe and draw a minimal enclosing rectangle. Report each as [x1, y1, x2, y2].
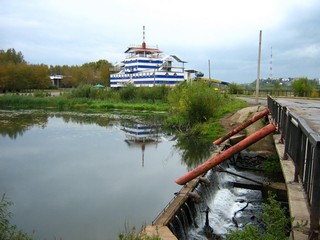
[213, 108, 270, 145]
[176, 123, 276, 185]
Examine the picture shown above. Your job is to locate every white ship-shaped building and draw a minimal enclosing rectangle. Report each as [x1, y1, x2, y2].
[110, 27, 187, 88]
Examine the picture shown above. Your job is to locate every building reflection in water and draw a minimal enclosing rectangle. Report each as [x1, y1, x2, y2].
[121, 123, 161, 167]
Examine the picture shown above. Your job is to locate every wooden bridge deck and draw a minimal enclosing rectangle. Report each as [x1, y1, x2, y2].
[141, 145, 226, 239]
[141, 179, 199, 239]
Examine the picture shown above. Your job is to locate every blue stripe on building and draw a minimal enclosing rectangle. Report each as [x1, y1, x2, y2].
[124, 59, 163, 64]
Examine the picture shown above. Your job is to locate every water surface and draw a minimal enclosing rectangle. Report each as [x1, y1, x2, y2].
[0, 111, 188, 239]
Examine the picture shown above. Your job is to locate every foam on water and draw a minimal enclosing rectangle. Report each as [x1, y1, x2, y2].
[186, 164, 263, 239]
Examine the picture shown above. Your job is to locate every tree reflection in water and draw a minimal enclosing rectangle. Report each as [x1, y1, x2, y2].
[175, 133, 215, 169]
[1, 110, 214, 170]
[0, 111, 48, 139]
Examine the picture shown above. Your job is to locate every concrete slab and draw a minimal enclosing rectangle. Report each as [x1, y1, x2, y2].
[274, 98, 320, 136]
[141, 225, 177, 240]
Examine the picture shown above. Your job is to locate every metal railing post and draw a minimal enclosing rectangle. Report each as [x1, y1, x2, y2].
[293, 127, 302, 182]
[280, 106, 287, 144]
[309, 142, 320, 239]
[283, 114, 292, 160]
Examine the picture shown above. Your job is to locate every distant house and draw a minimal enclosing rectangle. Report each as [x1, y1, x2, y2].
[50, 75, 63, 88]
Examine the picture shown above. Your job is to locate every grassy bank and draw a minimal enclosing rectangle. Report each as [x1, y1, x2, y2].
[0, 84, 249, 141]
[0, 83, 249, 140]
[164, 82, 250, 140]
[0, 94, 169, 112]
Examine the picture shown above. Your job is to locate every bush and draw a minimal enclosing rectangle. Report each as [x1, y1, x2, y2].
[262, 156, 282, 177]
[226, 193, 290, 240]
[291, 77, 316, 97]
[167, 82, 223, 129]
[119, 84, 136, 101]
[0, 194, 32, 240]
[261, 194, 290, 240]
[33, 91, 47, 98]
[105, 88, 120, 101]
[136, 86, 169, 103]
[118, 224, 161, 240]
[71, 84, 103, 99]
[228, 82, 244, 95]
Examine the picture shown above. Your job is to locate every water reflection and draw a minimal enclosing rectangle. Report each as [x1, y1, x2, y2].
[0, 111, 165, 139]
[175, 134, 213, 169]
[0, 110, 218, 239]
[121, 123, 162, 168]
[0, 110, 186, 240]
[0, 111, 48, 139]
[0, 110, 215, 169]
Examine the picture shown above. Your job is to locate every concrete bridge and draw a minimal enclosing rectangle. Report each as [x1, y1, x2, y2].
[142, 96, 320, 239]
[268, 96, 320, 240]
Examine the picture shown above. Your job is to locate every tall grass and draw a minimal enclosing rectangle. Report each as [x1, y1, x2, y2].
[166, 82, 249, 137]
[0, 84, 248, 126]
[0, 94, 169, 112]
[167, 82, 225, 126]
[70, 84, 169, 103]
[118, 223, 161, 240]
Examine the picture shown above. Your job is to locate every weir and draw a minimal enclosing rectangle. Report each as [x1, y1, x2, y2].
[143, 157, 270, 239]
[142, 108, 281, 239]
[142, 144, 227, 239]
[175, 123, 276, 185]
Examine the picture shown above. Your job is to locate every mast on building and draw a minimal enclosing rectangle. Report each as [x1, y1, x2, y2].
[142, 25, 146, 49]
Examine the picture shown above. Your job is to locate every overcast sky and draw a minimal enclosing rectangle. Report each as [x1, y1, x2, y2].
[1, 0, 319, 83]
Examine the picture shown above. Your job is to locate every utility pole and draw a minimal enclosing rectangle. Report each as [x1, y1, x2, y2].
[269, 46, 273, 79]
[256, 30, 262, 105]
[208, 59, 211, 81]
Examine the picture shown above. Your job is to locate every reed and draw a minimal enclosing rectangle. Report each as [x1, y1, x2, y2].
[0, 94, 169, 112]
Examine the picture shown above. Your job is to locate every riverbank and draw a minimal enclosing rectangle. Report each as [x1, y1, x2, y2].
[0, 94, 169, 112]
[0, 91, 250, 141]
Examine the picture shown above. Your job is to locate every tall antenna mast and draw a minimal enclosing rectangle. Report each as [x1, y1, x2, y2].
[269, 46, 273, 79]
[142, 25, 146, 49]
[255, 30, 262, 105]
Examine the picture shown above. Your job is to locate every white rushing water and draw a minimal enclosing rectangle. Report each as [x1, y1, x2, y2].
[187, 165, 264, 239]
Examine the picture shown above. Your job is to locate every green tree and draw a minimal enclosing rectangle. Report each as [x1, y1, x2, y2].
[0, 48, 26, 64]
[228, 82, 244, 94]
[272, 80, 283, 96]
[100, 64, 110, 87]
[0, 64, 9, 91]
[31, 64, 51, 89]
[291, 77, 315, 97]
[273, 80, 282, 91]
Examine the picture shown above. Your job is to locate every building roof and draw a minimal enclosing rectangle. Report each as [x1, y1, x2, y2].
[124, 46, 162, 54]
[170, 55, 187, 63]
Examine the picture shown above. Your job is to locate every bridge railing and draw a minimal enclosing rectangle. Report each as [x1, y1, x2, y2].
[267, 95, 320, 237]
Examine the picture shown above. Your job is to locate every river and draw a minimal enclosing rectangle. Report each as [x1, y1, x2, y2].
[0, 110, 201, 240]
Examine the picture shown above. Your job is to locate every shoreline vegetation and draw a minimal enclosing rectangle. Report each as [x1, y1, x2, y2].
[0, 83, 249, 141]
[1, 83, 291, 240]
[1, 83, 252, 240]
